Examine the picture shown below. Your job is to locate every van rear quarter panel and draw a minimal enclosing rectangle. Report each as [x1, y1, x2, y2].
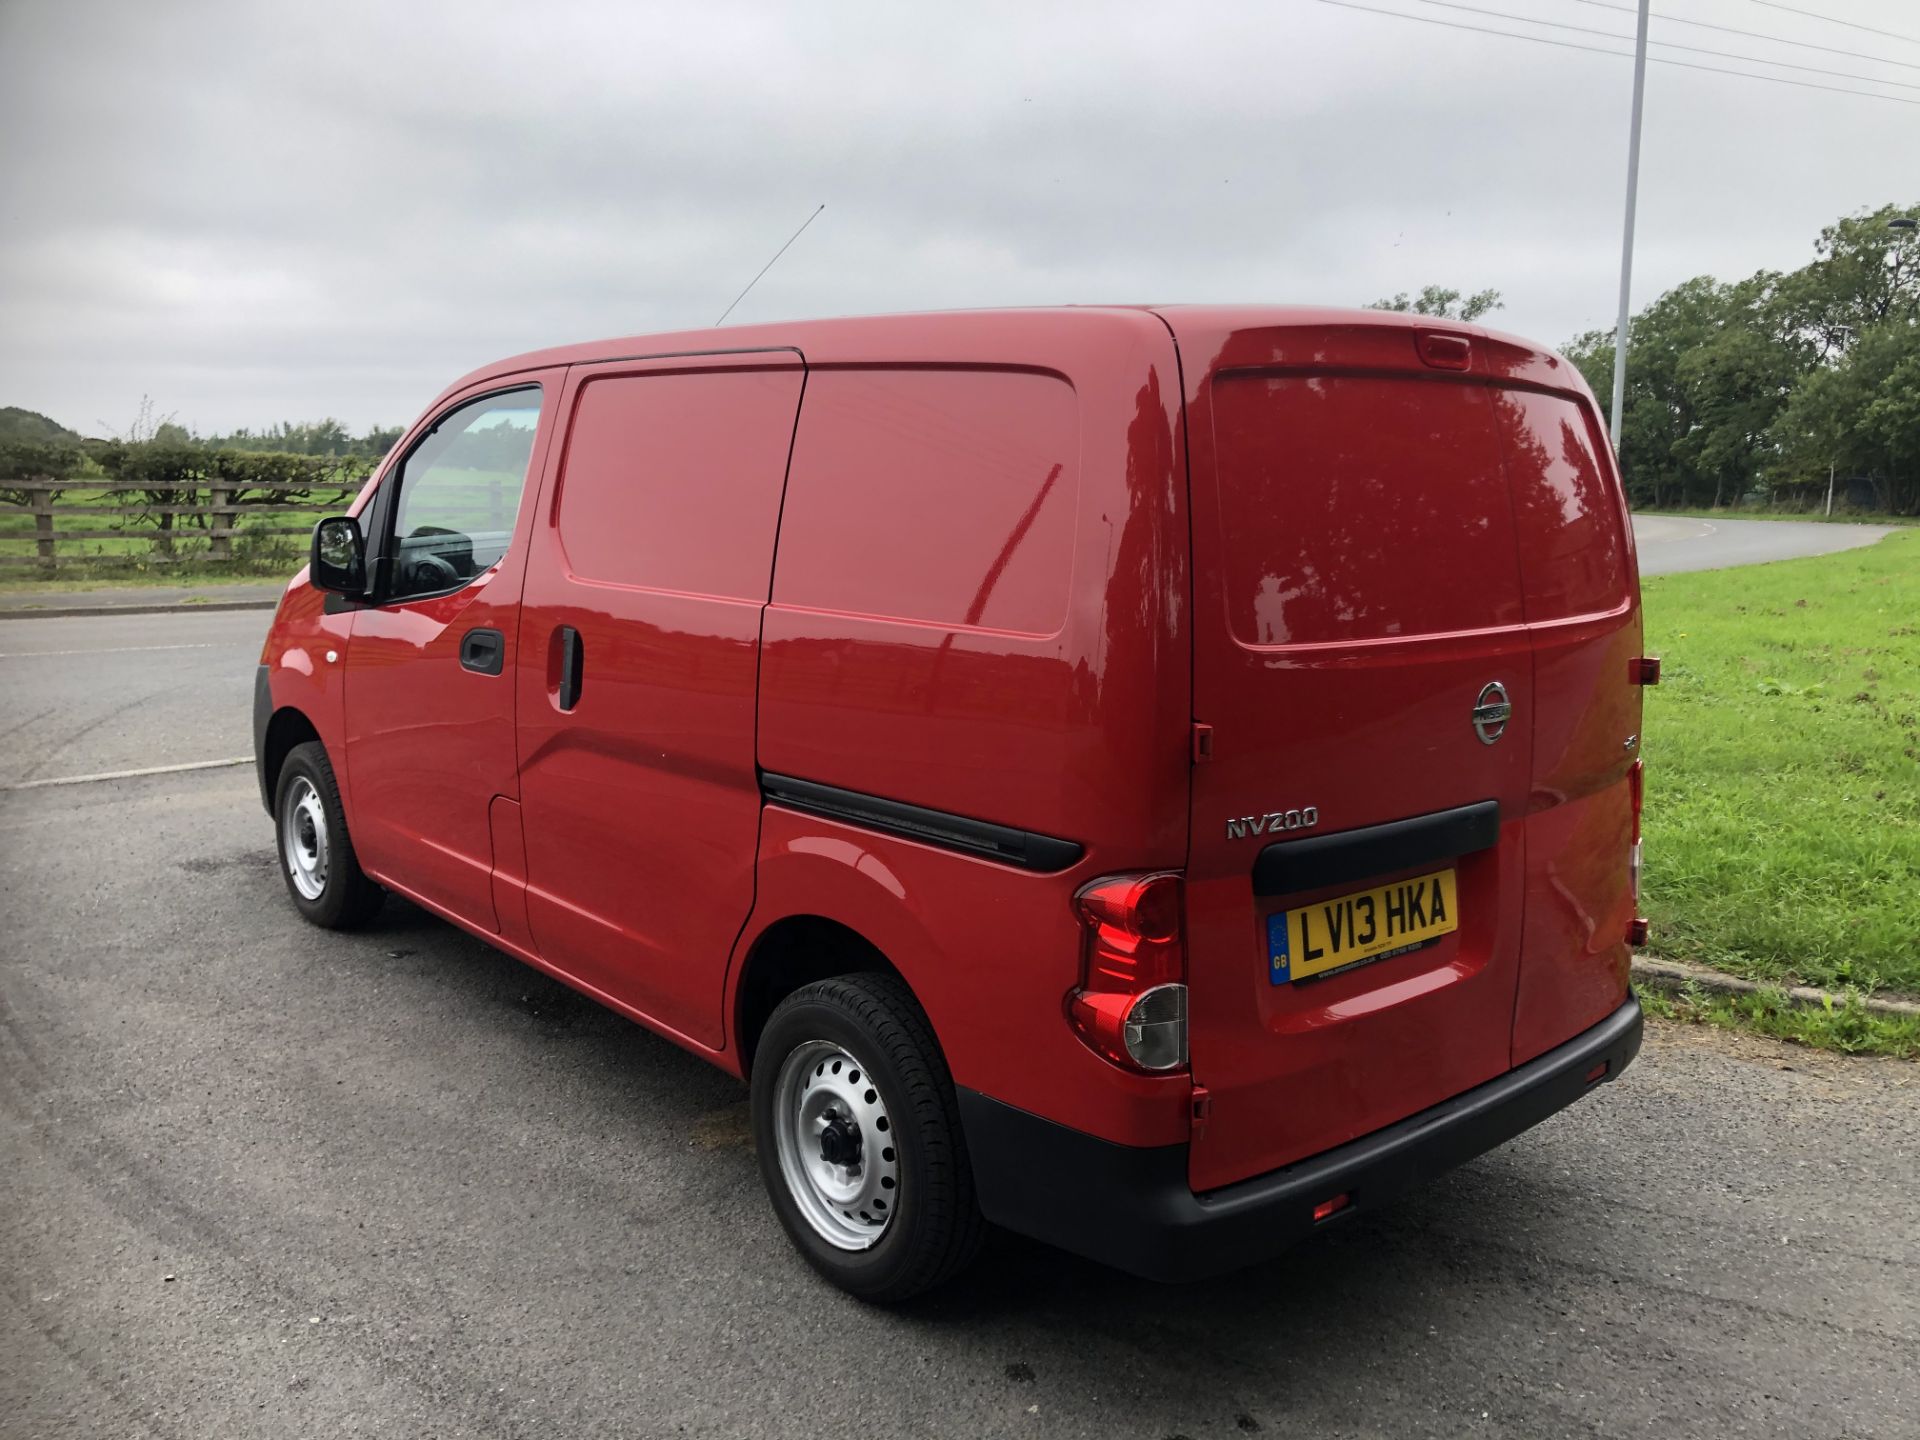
[748, 311, 1193, 1142]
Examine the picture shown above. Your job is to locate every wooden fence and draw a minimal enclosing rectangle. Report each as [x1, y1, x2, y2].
[0, 480, 358, 569]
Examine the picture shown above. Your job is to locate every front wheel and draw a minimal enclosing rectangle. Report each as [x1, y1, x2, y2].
[751, 973, 985, 1302]
[274, 740, 384, 930]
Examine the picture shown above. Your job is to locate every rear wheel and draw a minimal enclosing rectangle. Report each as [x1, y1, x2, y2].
[274, 740, 384, 930]
[751, 972, 984, 1302]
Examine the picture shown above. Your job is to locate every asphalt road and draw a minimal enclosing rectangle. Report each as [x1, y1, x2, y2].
[4, 604, 1918, 1439]
[1630, 514, 1895, 576]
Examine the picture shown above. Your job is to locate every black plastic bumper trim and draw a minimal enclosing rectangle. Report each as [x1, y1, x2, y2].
[759, 772, 1083, 873]
[1253, 798, 1501, 897]
[252, 664, 273, 815]
[958, 995, 1643, 1282]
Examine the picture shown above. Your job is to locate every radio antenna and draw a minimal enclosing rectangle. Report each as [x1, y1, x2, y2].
[715, 203, 826, 326]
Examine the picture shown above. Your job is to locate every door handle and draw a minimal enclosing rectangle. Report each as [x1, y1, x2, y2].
[555, 625, 584, 711]
[459, 627, 505, 676]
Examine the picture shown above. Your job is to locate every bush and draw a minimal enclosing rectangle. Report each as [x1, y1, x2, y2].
[0, 438, 85, 506]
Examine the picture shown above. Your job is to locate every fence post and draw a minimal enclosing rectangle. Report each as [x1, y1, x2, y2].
[30, 487, 55, 571]
[209, 484, 232, 560]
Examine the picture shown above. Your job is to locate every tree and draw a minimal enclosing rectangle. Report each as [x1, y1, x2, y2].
[1775, 321, 1920, 515]
[0, 406, 81, 443]
[1368, 285, 1504, 322]
[1562, 201, 1919, 514]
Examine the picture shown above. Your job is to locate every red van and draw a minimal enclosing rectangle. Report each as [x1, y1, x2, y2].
[255, 307, 1649, 1301]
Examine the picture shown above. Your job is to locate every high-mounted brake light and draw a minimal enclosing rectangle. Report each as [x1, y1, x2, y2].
[1068, 872, 1188, 1073]
[1416, 331, 1473, 371]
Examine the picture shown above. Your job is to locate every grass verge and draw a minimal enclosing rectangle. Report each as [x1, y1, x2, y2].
[1641, 529, 1919, 999]
[1638, 985, 1920, 1060]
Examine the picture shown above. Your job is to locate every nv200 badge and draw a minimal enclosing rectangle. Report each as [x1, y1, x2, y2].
[1225, 806, 1318, 841]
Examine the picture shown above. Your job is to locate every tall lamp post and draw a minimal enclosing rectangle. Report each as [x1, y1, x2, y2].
[1609, 0, 1653, 453]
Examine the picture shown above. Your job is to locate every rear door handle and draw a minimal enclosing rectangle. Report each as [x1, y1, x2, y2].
[555, 625, 584, 711]
[459, 627, 504, 676]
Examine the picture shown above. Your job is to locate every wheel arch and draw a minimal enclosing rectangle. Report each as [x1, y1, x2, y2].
[259, 705, 324, 815]
[731, 914, 915, 1078]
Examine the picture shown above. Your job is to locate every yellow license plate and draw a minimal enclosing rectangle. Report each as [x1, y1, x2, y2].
[1267, 869, 1458, 985]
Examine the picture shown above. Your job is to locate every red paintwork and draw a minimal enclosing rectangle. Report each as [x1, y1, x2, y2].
[339, 373, 565, 933]
[1160, 309, 1638, 1188]
[258, 304, 1638, 1192]
[513, 353, 805, 1050]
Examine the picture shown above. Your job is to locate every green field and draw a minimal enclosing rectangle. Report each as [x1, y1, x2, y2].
[1640, 530, 1919, 999]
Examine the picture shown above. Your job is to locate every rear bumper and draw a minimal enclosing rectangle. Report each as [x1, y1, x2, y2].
[957, 994, 1642, 1282]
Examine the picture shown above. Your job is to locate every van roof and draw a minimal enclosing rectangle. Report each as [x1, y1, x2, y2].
[439, 305, 1575, 410]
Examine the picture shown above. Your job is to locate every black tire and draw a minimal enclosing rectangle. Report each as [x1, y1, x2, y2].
[750, 972, 985, 1303]
[273, 740, 384, 930]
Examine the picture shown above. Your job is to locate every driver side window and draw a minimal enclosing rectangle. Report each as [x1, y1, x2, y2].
[386, 387, 542, 601]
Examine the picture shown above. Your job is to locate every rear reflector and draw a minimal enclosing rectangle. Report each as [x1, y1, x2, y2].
[1416, 332, 1472, 371]
[1584, 1061, 1610, 1084]
[1312, 1193, 1352, 1222]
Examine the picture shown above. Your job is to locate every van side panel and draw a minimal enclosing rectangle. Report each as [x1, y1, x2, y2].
[749, 313, 1192, 1128]
[757, 317, 1189, 881]
[1493, 382, 1642, 1065]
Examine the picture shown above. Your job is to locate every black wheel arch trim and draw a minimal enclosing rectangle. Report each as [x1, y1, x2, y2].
[759, 772, 1083, 873]
[252, 664, 274, 814]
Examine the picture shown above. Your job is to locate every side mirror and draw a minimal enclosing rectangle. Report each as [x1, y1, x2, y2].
[310, 515, 368, 595]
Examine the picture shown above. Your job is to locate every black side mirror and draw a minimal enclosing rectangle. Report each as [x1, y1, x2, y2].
[310, 515, 368, 595]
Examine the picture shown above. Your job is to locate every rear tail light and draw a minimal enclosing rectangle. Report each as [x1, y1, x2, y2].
[1068, 872, 1188, 1073]
[1627, 759, 1648, 945]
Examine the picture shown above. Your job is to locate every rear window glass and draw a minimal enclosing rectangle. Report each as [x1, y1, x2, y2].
[555, 366, 803, 601]
[771, 369, 1078, 634]
[1210, 374, 1523, 646]
[1492, 389, 1630, 621]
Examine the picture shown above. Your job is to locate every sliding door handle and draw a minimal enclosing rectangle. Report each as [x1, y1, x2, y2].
[555, 626, 584, 711]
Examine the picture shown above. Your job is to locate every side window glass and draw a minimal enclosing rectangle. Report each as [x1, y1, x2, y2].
[387, 387, 542, 601]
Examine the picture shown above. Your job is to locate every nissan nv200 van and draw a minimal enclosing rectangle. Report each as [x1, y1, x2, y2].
[256, 306, 1651, 1301]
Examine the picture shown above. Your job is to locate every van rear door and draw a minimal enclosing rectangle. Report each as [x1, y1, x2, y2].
[1166, 313, 1535, 1194]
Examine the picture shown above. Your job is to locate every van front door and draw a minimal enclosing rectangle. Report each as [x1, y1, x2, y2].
[342, 378, 560, 931]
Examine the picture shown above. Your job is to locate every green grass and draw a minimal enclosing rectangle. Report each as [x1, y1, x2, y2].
[1641, 529, 1920, 998]
[1638, 985, 1920, 1061]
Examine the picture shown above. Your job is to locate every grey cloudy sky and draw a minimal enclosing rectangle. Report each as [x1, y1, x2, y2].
[2, 0, 1916, 435]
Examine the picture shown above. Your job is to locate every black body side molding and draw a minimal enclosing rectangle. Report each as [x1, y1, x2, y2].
[1253, 799, 1500, 897]
[760, 773, 1083, 873]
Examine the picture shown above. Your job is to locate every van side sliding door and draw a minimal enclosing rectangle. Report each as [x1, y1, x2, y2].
[511, 350, 806, 1050]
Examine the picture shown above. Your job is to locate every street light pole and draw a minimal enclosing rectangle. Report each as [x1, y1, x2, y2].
[1608, 0, 1652, 452]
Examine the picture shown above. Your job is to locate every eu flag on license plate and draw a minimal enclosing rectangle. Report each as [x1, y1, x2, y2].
[1267, 912, 1291, 984]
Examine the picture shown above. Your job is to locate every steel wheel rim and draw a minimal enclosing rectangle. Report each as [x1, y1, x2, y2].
[281, 776, 329, 901]
[772, 1039, 900, 1251]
